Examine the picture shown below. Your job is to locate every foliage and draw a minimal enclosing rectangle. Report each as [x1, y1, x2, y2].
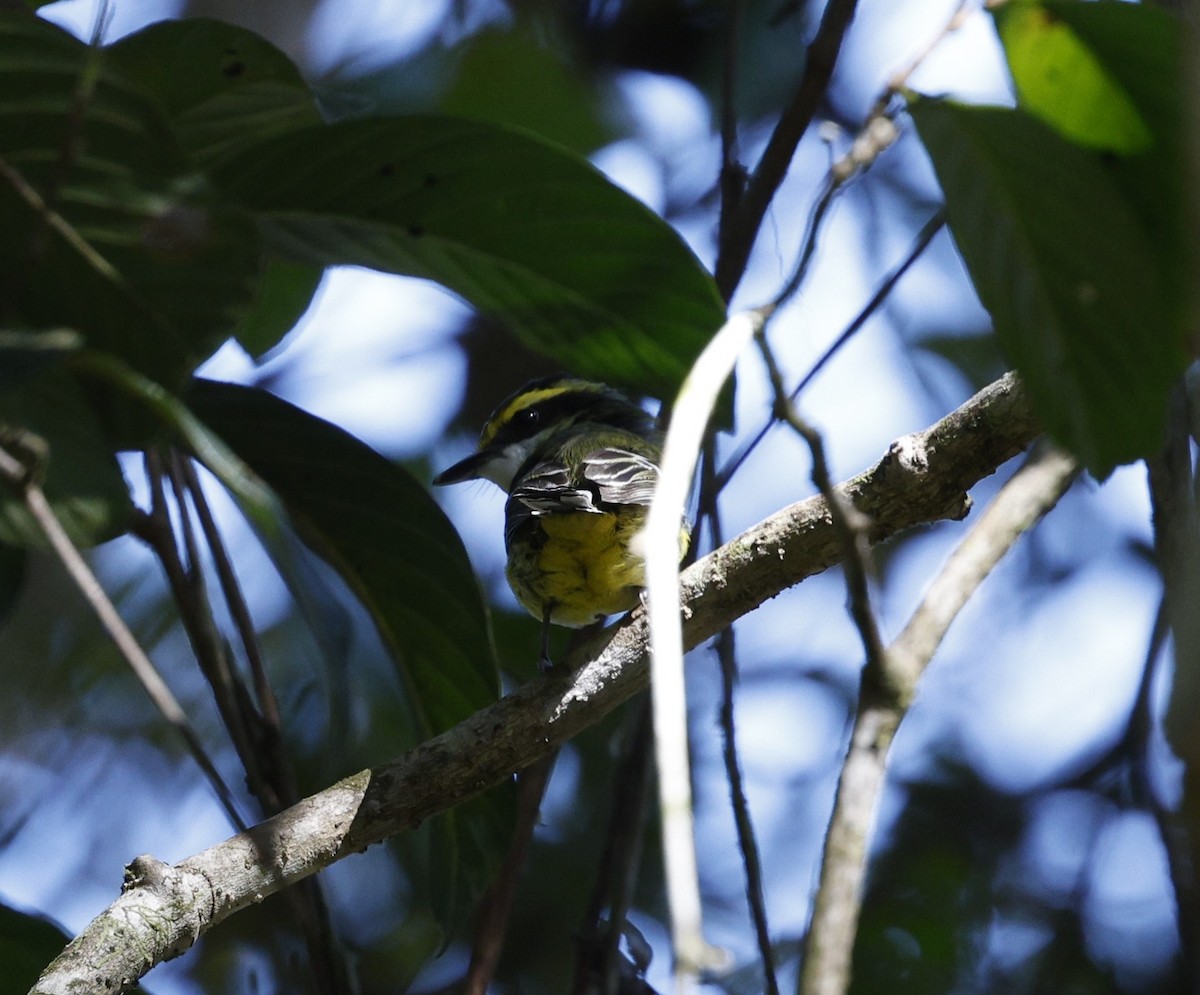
[0, 0, 1189, 993]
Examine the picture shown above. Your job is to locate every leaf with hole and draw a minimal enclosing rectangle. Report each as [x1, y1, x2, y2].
[108, 17, 322, 168]
[210, 115, 726, 403]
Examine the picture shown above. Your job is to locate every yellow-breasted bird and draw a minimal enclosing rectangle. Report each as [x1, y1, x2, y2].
[434, 377, 681, 665]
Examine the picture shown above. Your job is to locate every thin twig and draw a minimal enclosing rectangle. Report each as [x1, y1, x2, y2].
[717, 206, 945, 490]
[139, 451, 270, 807]
[717, 0, 747, 257]
[703, 448, 779, 995]
[0, 441, 246, 831]
[142, 452, 350, 995]
[800, 443, 1078, 995]
[464, 751, 558, 995]
[1146, 384, 1200, 991]
[870, 0, 977, 122]
[756, 333, 888, 682]
[886, 443, 1080, 698]
[179, 459, 286, 737]
[571, 699, 656, 995]
[716, 0, 861, 299]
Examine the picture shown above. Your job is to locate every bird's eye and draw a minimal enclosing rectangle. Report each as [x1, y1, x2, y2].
[515, 407, 540, 431]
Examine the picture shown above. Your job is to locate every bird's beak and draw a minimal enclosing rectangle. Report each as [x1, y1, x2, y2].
[433, 449, 493, 486]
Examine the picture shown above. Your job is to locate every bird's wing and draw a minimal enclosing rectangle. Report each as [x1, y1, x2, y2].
[580, 447, 660, 506]
[504, 446, 660, 545]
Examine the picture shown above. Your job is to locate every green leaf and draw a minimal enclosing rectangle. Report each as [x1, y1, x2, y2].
[994, 0, 1151, 153]
[1024, 1, 1187, 320]
[909, 97, 1184, 475]
[185, 379, 500, 733]
[211, 115, 726, 401]
[231, 259, 324, 359]
[440, 28, 614, 154]
[107, 18, 322, 168]
[0, 329, 83, 391]
[0, 542, 24, 626]
[0, 14, 260, 388]
[185, 379, 511, 934]
[0, 365, 132, 548]
[1036, 0, 1180, 140]
[0, 903, 70, 995]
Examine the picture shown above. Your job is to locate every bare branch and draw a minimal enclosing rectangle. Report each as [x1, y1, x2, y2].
[32, 372, 1037, 995]
[799, 442, 1079, 995]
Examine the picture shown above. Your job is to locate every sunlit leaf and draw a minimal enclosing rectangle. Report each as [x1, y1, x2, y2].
[1035, 0, 1179, 139]
[210, 115, 726, 402]
[994, 1, 1151, 153]
[910, 97, 1183, 475]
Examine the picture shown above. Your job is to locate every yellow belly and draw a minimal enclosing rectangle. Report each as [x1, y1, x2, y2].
[506, 511, 645, 627]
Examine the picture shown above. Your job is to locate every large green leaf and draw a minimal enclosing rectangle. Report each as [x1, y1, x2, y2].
[185, 379, 499, 734]
[994, 0, 1151, 153]
[0, 14, 259, 388]
[107, 17, 322, 168]
[1031, 0, 1179, 141]
[0, 365, 131, 548]
[440, 27, 614, 154]
[910, 97, 1183, 475]
[185, 378, 511, 932]
[1026, 0, 1186, 325]
[210, 115, 726, 401]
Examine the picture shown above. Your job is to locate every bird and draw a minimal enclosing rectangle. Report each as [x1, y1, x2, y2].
[434, 376, 683, 667]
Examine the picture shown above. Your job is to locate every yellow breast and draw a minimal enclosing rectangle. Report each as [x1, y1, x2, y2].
[506, 509, 646, 627]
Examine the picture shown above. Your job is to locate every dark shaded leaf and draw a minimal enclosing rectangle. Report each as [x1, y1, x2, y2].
[441, 27, 614, 153]
[0, 14, 259, 388]
[210, 115, 726, 402]
[910, 97, 1183, 475]
[0, 365, 131, 548]
[186, 378, 499, 734]
[0, 329, 82, 391]
[0, 542, 24, 626]
[186, 378, 511, 933]
[107, 17, 322, 168]
[0, 902, 71, 995]
[231, 259, 323, 359]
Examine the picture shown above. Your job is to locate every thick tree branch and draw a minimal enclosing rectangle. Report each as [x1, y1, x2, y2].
[32, 372, 1036, 995]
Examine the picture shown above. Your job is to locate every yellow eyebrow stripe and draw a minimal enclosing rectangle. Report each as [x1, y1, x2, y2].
[479, 385, 573, 447]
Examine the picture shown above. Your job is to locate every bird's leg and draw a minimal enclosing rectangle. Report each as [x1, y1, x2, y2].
[538, 604, 554, 673]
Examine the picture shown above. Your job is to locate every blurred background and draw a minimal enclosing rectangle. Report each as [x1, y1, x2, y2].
[1, 0, 1173, 992]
